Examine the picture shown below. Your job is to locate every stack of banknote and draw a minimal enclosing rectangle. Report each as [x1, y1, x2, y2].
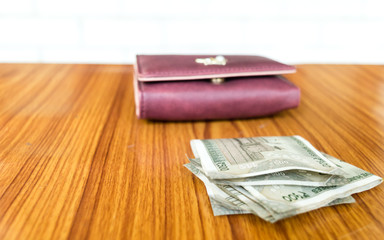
[185, 136, 382, 222]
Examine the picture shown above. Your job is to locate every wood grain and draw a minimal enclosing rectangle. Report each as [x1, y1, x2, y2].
[0, 63, 383, 240]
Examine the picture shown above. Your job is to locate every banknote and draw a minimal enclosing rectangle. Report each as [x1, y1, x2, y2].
[191, 136, 344, 179]
[217, 184, 273, 221]
[243, 154, 382, 221]
[186, 162, 279, 221]
[209, 198, 251, 216]
[186, 161, 273, 220]
[212, 169, 348, 187]
[184, 163, 256, 215]
[189, 158, 348, 187]
[209, 195, 355, 218]
[185, 161, 355, 222]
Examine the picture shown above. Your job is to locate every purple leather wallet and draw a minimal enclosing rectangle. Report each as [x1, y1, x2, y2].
[134, 55, 300, 121]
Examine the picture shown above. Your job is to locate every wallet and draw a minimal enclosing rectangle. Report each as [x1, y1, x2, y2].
[134, 55, 300, 121]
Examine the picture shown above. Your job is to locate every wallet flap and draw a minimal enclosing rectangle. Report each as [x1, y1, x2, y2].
[136, 55, 296, 82]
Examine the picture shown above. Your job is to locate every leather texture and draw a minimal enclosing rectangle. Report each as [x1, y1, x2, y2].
[135, 75, 300, 121]
[136, 55, 296, 81]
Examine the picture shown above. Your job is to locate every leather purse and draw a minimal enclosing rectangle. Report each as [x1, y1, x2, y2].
[134, 55, 300, 121]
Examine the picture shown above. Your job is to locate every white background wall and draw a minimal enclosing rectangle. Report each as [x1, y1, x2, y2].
[0, 0, 383, 64]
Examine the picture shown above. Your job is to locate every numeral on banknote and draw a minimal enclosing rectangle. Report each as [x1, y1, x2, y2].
[282, 191, 310, 202]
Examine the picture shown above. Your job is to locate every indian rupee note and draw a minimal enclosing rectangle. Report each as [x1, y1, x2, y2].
[189, 157, 347, 187]
[185, 163, 273, 221]
[243, 154, 382, 221]
[191, 136, 344, 179]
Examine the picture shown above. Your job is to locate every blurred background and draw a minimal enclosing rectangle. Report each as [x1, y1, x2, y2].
[0, 0, 383, 64]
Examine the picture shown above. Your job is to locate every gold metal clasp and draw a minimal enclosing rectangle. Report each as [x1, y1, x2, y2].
[195, 55, 227, 66]
[211, 78, 225, 84]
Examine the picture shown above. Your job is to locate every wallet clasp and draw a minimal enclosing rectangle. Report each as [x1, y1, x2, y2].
[211, 78, 225, 84]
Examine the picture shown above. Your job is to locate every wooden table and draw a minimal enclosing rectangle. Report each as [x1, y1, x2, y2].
[0, 64, 383, 240]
